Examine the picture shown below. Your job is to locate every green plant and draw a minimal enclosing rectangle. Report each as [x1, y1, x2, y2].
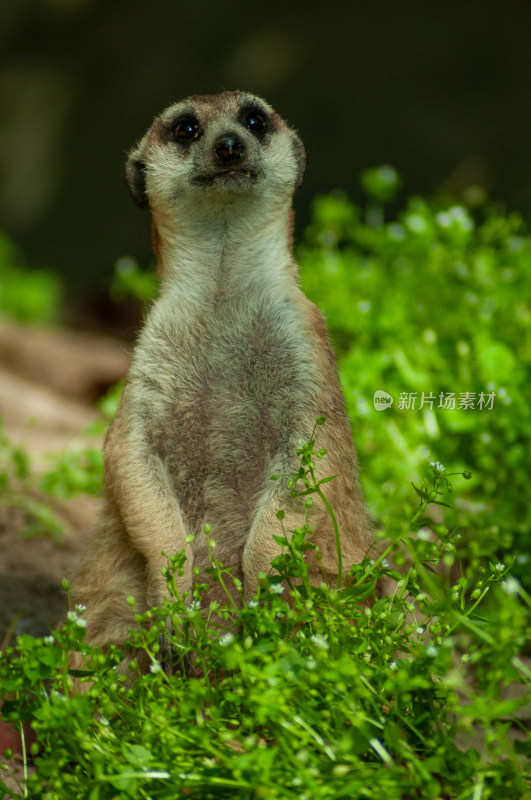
[0, 376, 124, 534]
[39, 446, 103, 500]
[110, 257, 158, 304]
[0, 424, 64, 540]
[0, 233, 62, 324]
[0, 416, 109, 541]
[1, 426, 529, 799]
[297, 171, 531, 585]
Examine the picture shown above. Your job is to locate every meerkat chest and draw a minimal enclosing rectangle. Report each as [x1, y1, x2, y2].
[129, 292, 318, 530]
[135, 293, 315, 411]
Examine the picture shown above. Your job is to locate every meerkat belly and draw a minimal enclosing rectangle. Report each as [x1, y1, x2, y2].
[143, 303, 316, 548]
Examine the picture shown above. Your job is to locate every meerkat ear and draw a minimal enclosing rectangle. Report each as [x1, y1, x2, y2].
[125, 142, 149, 209]
[291, 132, 307, 192]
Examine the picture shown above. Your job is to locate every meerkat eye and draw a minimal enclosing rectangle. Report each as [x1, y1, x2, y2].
[245, 110, 267, 134]
[174, 117, 200, 141]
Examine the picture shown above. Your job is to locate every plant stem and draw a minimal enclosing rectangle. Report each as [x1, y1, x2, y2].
[18, 718, 28, 798]
[315, 485, 342, 588]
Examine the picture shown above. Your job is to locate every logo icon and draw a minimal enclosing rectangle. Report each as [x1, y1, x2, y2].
[373, 390, 393, 411]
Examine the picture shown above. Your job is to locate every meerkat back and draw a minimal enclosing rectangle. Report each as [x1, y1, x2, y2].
[69, 91, 372, 658]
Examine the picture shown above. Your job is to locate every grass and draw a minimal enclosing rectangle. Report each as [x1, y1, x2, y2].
[0, 426, 530, 799]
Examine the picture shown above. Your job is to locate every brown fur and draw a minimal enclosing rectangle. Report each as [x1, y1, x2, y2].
[68, 91, 373, 668]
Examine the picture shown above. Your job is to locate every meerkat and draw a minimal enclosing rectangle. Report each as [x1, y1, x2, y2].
[69, 91, 372, 662]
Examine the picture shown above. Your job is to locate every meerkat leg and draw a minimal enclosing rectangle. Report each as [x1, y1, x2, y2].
[74, 395, 195, 673]
[242, 431, 372, 602]
[108, 449, 193, 673]
[242, 509, 305, 601]
[68, 511, 149, 685]
[242, 468, 327, 601]
[104, 396, 194, 610]
[112, 454, 193, 610]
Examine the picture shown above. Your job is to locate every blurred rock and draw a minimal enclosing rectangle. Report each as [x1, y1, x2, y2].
[0, 316, 130, 403]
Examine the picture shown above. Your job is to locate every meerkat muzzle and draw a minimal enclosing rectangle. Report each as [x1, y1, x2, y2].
[214, 134, 246, 163]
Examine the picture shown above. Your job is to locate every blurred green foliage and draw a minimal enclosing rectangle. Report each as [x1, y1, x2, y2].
[0, 233, 62, 324]
[0, 420, 105, 541]
[110, 256, 158, 304]
[298, 170, 530, 582]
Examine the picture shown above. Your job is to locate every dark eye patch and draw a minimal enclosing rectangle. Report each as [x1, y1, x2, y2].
[245, 110, 266, 134]
[173, 116, 201, 143]
[239, 104, 270, 136]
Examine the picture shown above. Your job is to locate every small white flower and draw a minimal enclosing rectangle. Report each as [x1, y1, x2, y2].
[416, 626, 426, 635]
[75, 603, 87, 613]
[501, 576, 520, 597]
[428, 461, 445, 474]
[67, 610, 87, 629]
[426, 646, 438, 657]
[269, 583, 285, 594]
[219, 632, 235, 647]
[311, 634, 329, 650]
[389, 661, 398, 671]
[149, 661, 162, 673]
[247, 599, 259, 608]
[43, 635, 55, 644]
[495, 563, 506, 572]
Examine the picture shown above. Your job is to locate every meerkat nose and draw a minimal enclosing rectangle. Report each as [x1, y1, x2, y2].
[214, 134, 245, 163]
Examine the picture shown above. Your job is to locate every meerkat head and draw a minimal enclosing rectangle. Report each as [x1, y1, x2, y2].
[125, 91, 306, 214]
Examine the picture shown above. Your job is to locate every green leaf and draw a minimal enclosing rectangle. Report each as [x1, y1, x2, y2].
[317, 474, 339, 486]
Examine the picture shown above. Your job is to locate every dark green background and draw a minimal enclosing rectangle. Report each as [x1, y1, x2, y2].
[2, 0, 530, 305]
